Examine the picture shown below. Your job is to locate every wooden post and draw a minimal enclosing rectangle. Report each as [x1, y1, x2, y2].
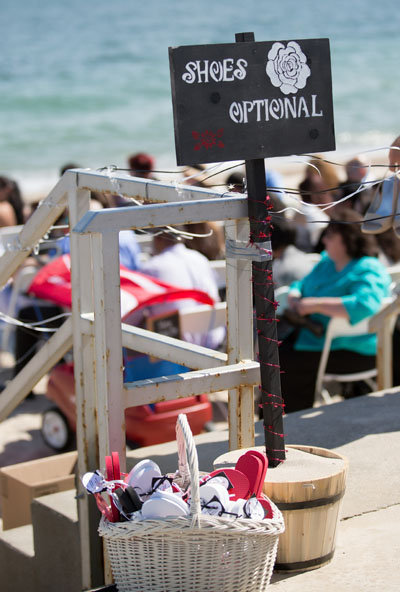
[91, 231, 125, 467]
[225, 218, 255, 450]
[69, 186, 105, 589]
[235, 32, 285, 467]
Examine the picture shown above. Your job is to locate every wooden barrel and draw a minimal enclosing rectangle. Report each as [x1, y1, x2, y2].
[214, 444, 348, 573]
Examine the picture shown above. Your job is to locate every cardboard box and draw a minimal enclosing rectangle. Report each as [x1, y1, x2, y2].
[0, 451, 77, 530]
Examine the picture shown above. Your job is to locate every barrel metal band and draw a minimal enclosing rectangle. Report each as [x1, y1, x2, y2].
[226, 238, 272, 261]
[276, 489, 345, 511]
[275, 549, 335, 572]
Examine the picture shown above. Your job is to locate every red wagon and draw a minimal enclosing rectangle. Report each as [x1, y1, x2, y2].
[42, 362, 212, 451]
[27, 255, 215, 451]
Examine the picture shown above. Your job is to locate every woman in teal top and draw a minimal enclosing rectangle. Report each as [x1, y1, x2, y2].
[280, 209, 391, 413]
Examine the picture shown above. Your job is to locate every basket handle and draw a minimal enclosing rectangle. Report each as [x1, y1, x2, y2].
[176, 414, 201, 519]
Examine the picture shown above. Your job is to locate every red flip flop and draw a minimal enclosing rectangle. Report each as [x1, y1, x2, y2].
[105, 455, 114, 481]
[245, 450, 268, 497]
[258, 493, 273, 520]
[202, 468, 250, 501]
[235, 452, 265, 498]
[246, 449, 268, 470]
[105, 453, 120, 522]
[111, 451, 121, 481]
[94, 492, 114, 521]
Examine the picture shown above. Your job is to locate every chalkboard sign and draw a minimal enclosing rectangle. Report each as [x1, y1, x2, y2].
[169, 38, 335, 165]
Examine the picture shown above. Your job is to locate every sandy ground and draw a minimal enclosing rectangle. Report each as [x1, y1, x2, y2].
[0, 355, 57, 469]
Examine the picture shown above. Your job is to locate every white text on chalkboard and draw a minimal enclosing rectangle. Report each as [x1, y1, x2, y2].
[229, 94, 323, 123]
[182, 59, 248, 83]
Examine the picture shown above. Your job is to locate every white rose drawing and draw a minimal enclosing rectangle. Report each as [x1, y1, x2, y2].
[266, 41, 311, 95]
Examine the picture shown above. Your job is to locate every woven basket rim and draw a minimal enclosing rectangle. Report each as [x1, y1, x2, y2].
[98, 499, 285, 538]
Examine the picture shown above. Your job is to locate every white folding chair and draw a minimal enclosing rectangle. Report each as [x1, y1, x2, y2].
[314, 317, 376, 404]
[314, 297, 395, 404]
[386, 262, 400, 293]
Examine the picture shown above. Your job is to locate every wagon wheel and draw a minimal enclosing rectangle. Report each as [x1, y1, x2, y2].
[41, 407, 73, 451]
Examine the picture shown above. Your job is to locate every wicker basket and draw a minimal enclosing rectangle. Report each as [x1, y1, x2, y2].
[98, 414, 284, 592]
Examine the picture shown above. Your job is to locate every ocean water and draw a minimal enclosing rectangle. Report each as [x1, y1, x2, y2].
[0, 0, 399, 197]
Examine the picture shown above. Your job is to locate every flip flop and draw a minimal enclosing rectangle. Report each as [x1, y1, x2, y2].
[199, 482, 230, 504]
[243, 496, 266, 520]
[244, 450, 268, 497]
[229, 498, 246, 518]
[82, 469, 119, 521]
[235, 452, 264, 498]
[105, 455, 114, 482]
[229, 497, 265, 520]
[362, 177, 398, 234]
[94, 492, 114, 521]
[111, 451, 121, 481]
[199, 470, 232, 489]
[202, 469, 250, 501]
[113, 486, 143, 517]
[105, 453, 122, 522]
[104, 456, 119, 522]
[151, 475, 174, 494]
[125, 459, 162, 487]
[141, 490, 189, 519]
[258, 494, 274, 520]
[198, 482, 230, 516]
[131, 465, 163, 497]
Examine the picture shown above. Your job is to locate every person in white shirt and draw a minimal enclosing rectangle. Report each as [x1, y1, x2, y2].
[140, 229, 223, 349]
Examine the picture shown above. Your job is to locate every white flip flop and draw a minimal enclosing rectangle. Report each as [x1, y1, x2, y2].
[130, 465, 163, 497]
[125, 459, 161, 484]
[125, 459, 162, 496]
[243, 496, 266, 520]
[229, 498, 247, 518]
[141, 490, 189, 519]
[198, 483, 230, 516]
[229, 497, 266, 520]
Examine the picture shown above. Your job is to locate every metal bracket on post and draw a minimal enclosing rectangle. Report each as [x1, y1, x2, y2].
[226, 238, 272, 262]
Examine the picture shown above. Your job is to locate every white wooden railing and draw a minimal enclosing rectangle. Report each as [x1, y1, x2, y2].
[0, 169, 259, 588]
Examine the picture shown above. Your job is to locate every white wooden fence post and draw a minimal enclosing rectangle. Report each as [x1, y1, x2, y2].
[91, 231, 125, 468]
[69, 186, 104, 589]
[225, 219, 256, 450]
